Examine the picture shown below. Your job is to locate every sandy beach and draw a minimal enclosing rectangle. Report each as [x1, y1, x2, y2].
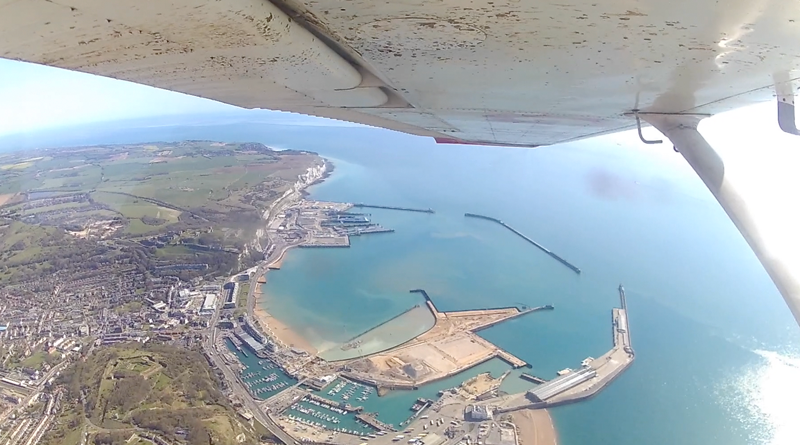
[0, 194, 14, 207]
[512, 409, 558, 445]
[253, 285, 319, 355]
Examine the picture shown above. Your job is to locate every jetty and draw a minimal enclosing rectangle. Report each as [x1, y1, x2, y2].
[353, 203, 435, 213]
[520, 373, 548, 384]
[410, 288, 439, 315]
[305, 393, 362, 413]
[464, 213, 581, 274]
[349, 227, 395, 236]
[410, 289, 552, 328]
[471, 305, 553, 332]
[356, 413, 397, 432]
[494, 285, 634, 413]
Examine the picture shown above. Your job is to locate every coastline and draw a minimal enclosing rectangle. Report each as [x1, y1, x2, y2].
[511, 409, 558, 445]
[253, 285, 319, 355]
[251, 158, 330, 356]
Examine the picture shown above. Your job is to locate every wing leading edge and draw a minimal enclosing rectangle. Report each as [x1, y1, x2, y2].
[3, 0, 800, 323]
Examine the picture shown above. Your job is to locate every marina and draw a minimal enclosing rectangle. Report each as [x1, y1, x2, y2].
[320, 378, 377, 406]
[223, 130, 768, 445]
[283, 379, 384, 436]
[247, 196, 634, 442]
[285, 400, 374, 436]
[224, 338, 297, 400]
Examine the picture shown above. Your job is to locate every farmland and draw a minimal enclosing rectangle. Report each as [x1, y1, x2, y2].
[0, 141, 323, 284]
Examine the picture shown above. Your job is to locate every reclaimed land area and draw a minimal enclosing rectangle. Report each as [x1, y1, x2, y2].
[0, 141, 323, 286]
[341, 297, 547, 390]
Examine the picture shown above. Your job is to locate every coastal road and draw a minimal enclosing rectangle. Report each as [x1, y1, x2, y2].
[203, 345, 296, 445]
[202, 302, 296, 445]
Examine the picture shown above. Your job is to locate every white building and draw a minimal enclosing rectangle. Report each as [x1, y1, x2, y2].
[200, 294, 217, 315]
[465, 405, 493, 421]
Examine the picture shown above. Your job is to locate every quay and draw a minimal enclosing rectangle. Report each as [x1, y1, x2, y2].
[618, 284, 633, 353]
[493, 285, 634, 413]
[356, 413, 397, 432]
[496, 350, 528, 369]
[410, 289, 553, 330]
[464, 212, 581, 274]
[353, 203, 435, 213]
[409, 289, 439, 315]
[470, 305, 554, 333]
[305, 393, 363, 413]
[299, 239, 350, 248]
[519, 373, 548, 384]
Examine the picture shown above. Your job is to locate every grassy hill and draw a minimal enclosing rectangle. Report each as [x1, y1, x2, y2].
[43, 343, 265, 445]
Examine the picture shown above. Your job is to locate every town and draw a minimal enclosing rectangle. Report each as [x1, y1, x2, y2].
[0, 142, 634, 445]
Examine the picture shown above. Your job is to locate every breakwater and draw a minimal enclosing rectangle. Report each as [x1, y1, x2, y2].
[496, 286, 635, 413]
[520, 373, 548, 384]
[464, 213, 581, 274]
[353, 203, 435, 213]
[339, 304, 423, 348]
[409, 290, 553, 319]
[409, 289, 437, 313]
[470, 305, 553, 333]
[356, 413, 397, 432]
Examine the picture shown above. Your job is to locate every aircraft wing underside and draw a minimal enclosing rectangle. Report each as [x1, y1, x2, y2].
[4, 0, 800, 326]
[3, 0, 800, 147]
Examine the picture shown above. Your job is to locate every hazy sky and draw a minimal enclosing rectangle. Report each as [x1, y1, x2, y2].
[0, 57, 798, 282]
[0, 58, 241, 135]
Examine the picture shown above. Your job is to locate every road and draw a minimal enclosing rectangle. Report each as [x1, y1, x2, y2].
[203, 280, 296, 445]
[202, 339, 295, 445]
[0, 360, 69, 429]
[207, 176, 317, 445]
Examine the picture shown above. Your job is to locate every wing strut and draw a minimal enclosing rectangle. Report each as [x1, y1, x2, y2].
[642, 113, 800, 326]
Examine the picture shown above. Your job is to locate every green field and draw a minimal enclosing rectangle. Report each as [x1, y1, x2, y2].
[0, 141, 321, 284]
[6, 349, 60, 370]
[154, 245, 195, 257]
[91, 191, 181, 227]
[235, 283, 251, 316]
[0, 221, 57, 265]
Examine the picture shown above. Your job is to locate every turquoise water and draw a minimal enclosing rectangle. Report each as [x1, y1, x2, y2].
[24, 118, 800, 445]
[260, 135, 800, 445]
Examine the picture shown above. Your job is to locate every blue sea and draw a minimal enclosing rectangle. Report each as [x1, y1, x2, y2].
[7, 114, 799, 445]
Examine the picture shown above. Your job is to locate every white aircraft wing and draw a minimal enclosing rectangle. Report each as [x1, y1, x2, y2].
[2, 0, 800, 323]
